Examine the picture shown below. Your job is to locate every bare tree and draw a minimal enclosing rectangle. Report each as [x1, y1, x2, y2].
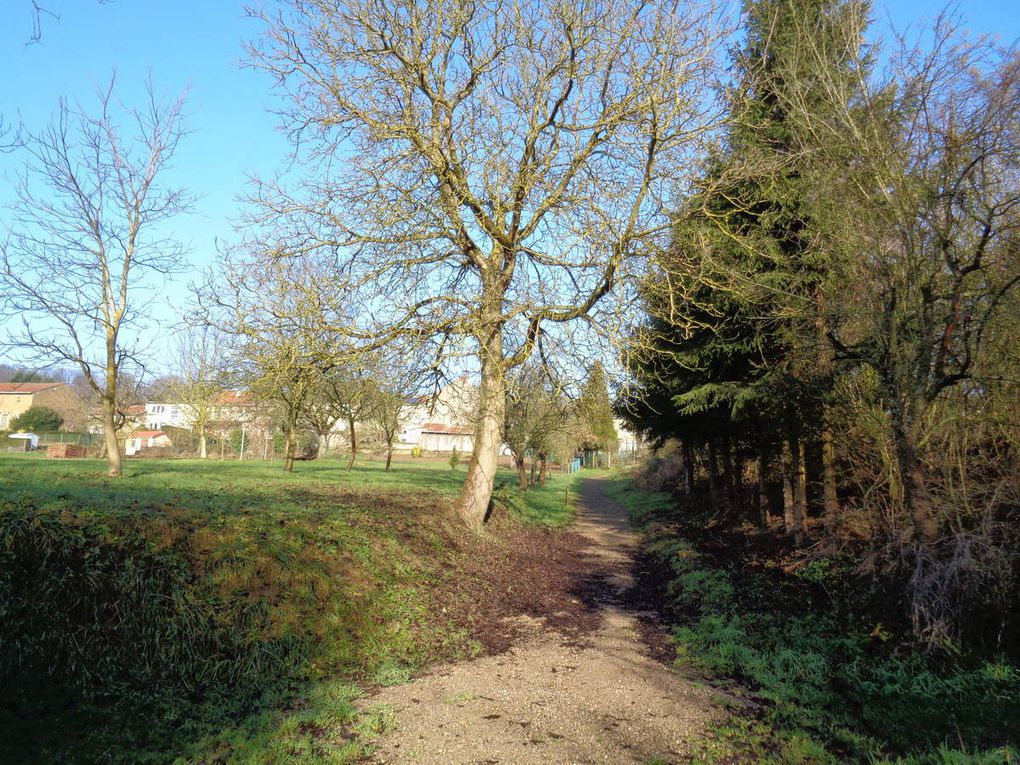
[504, 362, 570, 490]
[785, 21, 1020, 544]
[170, 326, 227, 459]
[365, 350, 428, 471]
[0, 77, 190, 475]
[246, 0, 722, 526]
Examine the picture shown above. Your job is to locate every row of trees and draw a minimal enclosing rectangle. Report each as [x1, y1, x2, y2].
[622, 0, 1020, 647]
[4, 0, 702, 516]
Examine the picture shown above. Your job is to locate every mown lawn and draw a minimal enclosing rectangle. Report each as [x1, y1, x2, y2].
[0, 453, 579, 764]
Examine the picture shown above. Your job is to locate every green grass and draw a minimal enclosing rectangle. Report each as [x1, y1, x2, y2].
[0, 454, 578, 764]
[605, 475, 1020, 765]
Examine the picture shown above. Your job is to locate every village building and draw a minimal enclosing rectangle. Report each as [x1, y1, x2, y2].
[0, 382, 85, 431]
[125, 430, 172, 456]
[397, 376, 478, 453]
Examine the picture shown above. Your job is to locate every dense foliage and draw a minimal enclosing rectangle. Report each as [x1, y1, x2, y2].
[608, 476, 1020, 763]
[621, 0, 1020, 651]
[9, 405, 64, 433]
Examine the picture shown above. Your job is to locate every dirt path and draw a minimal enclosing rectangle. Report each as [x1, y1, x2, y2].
[362, 477, 721, 764]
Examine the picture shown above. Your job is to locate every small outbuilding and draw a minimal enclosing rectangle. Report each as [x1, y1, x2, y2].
[125, 430, 172, 456]
[7, 432, 40, 451]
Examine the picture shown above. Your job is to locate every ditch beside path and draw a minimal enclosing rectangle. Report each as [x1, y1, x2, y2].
[363, 477, 722, 764]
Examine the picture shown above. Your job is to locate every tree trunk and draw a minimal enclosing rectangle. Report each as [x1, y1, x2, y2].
[788, 429, 806, 545]
[821, 423, 840, 537]
[529, 458, 538, 487]
[515, 455, 528, 491]
[385, 444, 393, 471]
[723, 436, 738, 512]
[783, 456, 794, 535]
[707, 441, 720, 506]
[757, 444, 770, 530]
[681, 440, 694, 494]
[347, 416, 357, 472]
[455, 328, 505, 529]
[284, 421, 296, 473]
[538, 452, 548, 486]
[198, 430, 207, 459]
[101, 396, 122, 476]
[893, 417, 937, 543]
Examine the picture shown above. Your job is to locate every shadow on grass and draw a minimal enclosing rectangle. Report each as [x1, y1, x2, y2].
[0, 455, 584, 763]
[0, 456, 479, 763]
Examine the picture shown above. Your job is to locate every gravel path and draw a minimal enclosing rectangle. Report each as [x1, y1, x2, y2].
[361, 477, 721, 764]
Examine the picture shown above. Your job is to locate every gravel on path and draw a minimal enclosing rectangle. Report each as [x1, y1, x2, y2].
[361, 477, 721, 764]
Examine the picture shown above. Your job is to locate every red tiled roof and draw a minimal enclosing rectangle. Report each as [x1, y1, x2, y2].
[421, 422, 473, 435]
[129, 430, 166, 439]
[215, 391, 255, 406]
[0, 382, 62, 394]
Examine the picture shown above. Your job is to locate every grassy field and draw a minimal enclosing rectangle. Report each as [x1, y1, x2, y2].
[0, 453, 580, 764]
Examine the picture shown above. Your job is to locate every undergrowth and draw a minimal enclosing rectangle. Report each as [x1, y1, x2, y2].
[604, 476, 1020, 765]
[0, 455, 578, 763]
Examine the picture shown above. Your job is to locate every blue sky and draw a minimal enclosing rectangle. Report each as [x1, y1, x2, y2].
[0, 0, 1017, 373]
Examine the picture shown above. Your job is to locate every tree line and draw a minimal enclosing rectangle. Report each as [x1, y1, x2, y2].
[620, 0, 1020, 648]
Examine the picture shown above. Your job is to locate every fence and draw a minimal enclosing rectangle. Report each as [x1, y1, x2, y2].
[36, 432, 102, 447]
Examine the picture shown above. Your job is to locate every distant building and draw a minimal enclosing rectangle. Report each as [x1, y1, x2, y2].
[145, 401, 190, 430]
[0, 382, 85, 431]
[613, 417, 641, 456]
[125, 430, 172, 456]
[418, 422, 474, 453]
[398, 376, 478, 452]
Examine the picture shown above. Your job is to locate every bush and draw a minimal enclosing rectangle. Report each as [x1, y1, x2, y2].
[611, 476, 1020, 763]
[10, 405, 63, 433]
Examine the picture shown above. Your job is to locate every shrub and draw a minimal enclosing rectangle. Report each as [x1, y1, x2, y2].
[10, 405, 64, 433]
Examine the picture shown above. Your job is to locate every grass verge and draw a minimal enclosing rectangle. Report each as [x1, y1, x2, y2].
[0, 455, 579, 763]
[604, 475, 1020, 765]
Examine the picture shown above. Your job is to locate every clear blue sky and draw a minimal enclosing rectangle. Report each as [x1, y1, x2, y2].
[0, 0, 1017, 372]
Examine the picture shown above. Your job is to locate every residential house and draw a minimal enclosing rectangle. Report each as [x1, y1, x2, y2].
[397, 376, 478, 453]
[0, 381, 85, 431]
[145, 401, 192, 430]
[613, 417, 642, 456]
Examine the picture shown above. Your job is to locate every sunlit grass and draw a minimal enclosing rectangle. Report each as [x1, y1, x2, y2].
[0, 453, 580, 763]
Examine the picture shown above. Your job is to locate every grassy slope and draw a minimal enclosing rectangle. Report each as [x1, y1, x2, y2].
[604, 475, 1020, 765]
[0, 454, 578, 764]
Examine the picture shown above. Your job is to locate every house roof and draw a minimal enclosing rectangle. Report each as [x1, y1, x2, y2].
[215, 391, 255, 407]
[0, 382, 63, 394]
[421, 422, 473, 435]
[129, 430, 167, 439]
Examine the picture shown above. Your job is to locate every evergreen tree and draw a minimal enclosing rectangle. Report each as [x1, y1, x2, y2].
[624, 0, 870, 537]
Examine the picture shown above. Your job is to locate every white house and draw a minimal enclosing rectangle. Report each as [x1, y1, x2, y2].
[613, 417, 642, 456]
[397, 376, 478, 453]
[145, 401, 191, 430]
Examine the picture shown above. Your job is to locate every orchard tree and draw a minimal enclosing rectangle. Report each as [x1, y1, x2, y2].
[206, 252, 336, 472]
[246, 0, 722, 527]
[170, 326, 226, 459]
[0, 78, 189, 476]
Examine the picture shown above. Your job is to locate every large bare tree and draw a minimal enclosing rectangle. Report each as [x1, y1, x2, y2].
[0, 78, 189, 475]
[247, 0, 722, 526]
